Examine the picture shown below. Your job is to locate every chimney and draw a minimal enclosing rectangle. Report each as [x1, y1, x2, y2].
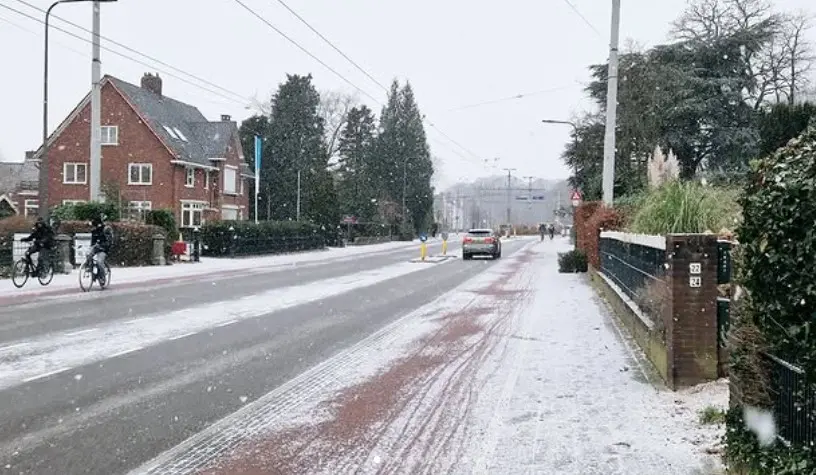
[221, 114, 232, 122]
[25, 151, 35, 161]
[141, 72, 162, 97]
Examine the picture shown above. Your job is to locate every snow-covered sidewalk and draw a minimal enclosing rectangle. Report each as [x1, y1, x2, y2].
[135, 238, 727, 475]
[0, 239, 425, 300]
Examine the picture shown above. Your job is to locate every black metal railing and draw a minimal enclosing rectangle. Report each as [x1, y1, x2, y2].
[599, 236, 667, 302]
[765, 353, 815, 446]
[203, 235, 325, 257]
[717, 240, 733, 348]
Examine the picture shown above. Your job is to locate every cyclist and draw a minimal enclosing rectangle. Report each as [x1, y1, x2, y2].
[21, 217, 55, 276]
[89, 215, 113, 285]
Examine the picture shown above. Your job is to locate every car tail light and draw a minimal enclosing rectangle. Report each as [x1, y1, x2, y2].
[484, 237, 494, 244]
[463, 237, 472, 244]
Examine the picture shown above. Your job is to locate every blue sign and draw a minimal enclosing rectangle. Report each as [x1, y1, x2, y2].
[254, 136, 262, 172]
[419, 234, 428, 242]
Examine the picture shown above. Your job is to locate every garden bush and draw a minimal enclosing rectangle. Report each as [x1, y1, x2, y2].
[200, 220, 325, 257]
[57, 220, 166, 267]
[723, 125, 816, 472]
[557, 249, 588, 273]
[627, 180, 740, 235]
[145, 209, 177, 237]
[51, 201, 120, 223]
[580, 204, 626, 269]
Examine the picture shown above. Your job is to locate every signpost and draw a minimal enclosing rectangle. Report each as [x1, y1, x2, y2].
[571, 190, 583, 208]
[342, 216, 357, 246]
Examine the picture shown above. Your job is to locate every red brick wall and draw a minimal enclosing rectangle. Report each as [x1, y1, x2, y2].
[46, 82, 176, 209]
[665, 234, 720, 387]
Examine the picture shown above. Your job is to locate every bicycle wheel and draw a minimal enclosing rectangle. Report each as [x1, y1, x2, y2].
[78, 261, 94, 292]
[99, 263, 111, 289]
[38, 260, 54, 286]
[11, 259, 29, 288]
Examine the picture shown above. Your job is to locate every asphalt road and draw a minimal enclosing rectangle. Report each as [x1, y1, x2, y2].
[0, 238, 529, 475]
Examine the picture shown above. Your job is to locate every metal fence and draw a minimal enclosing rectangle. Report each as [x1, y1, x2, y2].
[599, 236, 667, 301]
[765, 353, 815, 446]
[717, 240, 733, 348]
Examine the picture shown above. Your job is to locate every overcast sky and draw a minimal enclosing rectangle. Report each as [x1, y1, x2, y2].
[1, 0, 814, 190]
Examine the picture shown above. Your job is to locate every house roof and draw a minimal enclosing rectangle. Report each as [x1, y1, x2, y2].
[35, 75, 253, 178]
[0, 163, 23, 194]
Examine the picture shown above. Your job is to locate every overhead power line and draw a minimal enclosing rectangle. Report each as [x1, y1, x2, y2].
[0, 2, 250, 106]
[14, 0, 249, 104]
[446, 84, 582, 112]
[562, 0, 603, 38]
[266, 0, 490, 167]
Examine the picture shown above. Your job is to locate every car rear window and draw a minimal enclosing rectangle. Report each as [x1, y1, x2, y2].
[468, 230, 492, 236]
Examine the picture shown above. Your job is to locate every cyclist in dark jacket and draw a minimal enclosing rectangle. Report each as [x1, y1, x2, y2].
[21, 217, 54, 276]
[90, 216, 113, 284]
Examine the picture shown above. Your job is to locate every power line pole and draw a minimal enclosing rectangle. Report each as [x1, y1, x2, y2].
[602, 0, 621, 206]
[503, 168, 516, 225]
[90, 1, 102, 202]
[523, 176, 534, 210]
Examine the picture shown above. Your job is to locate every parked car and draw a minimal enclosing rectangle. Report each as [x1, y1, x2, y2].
[462, 228, 501, 260]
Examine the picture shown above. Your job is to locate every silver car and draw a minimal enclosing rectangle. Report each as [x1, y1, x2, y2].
[462, 228, 501, 260]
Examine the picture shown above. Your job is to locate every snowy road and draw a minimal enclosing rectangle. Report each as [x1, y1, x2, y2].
[0, 238, 537, 474]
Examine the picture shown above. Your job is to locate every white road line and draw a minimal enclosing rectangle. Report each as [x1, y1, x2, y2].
[0, 342, 28, 352]
[109, 346, 143, 358]
[169, 332, 195, 341]
[64, 328, 98, 337]
[215, 319, 238, 328]
[123, 318, 145, 325]
[22, 367, 71, 383]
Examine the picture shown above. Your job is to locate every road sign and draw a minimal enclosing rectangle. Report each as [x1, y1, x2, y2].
[570, 190, 582, 208]
[342, 216, 358, 224]
[532, 195, 546, 200]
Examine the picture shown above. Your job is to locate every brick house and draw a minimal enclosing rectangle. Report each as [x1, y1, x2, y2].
[34, 72, 253, 227]
[0, 153, 40, 218]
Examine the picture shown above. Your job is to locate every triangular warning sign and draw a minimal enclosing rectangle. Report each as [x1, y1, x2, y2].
[570, 190, 582, 201]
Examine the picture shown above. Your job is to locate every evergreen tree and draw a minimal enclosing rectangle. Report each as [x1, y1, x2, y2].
[238, 114, 270, 220]
[337, 105, 378, 221]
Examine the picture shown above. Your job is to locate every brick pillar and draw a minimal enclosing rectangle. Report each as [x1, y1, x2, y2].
[665, 234, 720, 389]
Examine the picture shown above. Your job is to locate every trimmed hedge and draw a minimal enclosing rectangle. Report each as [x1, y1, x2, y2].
[578, 203, 625, 269]
[58, 220, 167, 267]
[51, 201, 120, 222]
[724, 125, 816, 471]
[200, 221, 326, 257]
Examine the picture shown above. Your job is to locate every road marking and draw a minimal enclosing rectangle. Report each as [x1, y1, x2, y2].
[22, 367, 71, 383]
[109, 346, 143, 358]
[124, 318, 145, 325]
[65, 328, 98, 337]
[169, 332, 195, 341]
[0, 342, 28, 352]
[215, 319, 238, 328]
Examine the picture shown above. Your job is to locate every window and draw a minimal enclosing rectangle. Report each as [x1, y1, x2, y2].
[181, 202, 204, 228]
[127, 201, 152, 221]
[24, 199, 38, 217]
[173, 127, 188, 142]
[223, 167, 237, 194]
[101, 126, 118, 145]
[204, 170, 210, 190]
[222, 207, 238, 221]
[185, 167, 195, 187]
[63, 163, 87, 184]
[62, 200, 86, 205]
[163, 125, 180, 140]
[239, 177, 244, 196]
[128, 163, 153, 185]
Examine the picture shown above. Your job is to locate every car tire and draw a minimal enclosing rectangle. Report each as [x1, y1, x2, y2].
[463, 253, 471, 260]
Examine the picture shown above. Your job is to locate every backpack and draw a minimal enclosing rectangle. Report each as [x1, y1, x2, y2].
[103, 225, 115, 250]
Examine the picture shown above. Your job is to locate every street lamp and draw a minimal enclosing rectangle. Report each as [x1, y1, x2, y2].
[40, 0, 117, 217]
[541, 118, 580, 182]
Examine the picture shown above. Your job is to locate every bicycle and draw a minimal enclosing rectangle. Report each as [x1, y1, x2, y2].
[77, 244, 111, 292]
[11, 250, 55, 288]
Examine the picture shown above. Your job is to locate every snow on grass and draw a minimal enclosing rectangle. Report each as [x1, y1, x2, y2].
[0, 257, 457, 391]
[0, 239, 430, 298]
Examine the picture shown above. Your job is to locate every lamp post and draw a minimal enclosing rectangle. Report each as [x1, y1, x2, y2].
[40, 0, 117, 217]
[541, 118, 580, 186]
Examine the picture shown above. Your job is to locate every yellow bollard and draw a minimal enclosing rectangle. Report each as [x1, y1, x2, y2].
[420, 242, 427, 261]
[441, 239, 448, 256]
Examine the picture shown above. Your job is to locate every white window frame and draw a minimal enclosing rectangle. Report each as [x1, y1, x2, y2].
[173, 127, 188, 142]
[127, 200, 152, 221]
[185, 167, 195, 187]
[163, 125, 180, 140]
[221, 206, 239, 221]
[128, 163, 153, 185]
[204, 170, 210, 190]
[239, 177, 244, 196]
[62, 199, 86, 206]
[101, 126, 118, 145]
[24, 199, 38, 217]
[180, 201, 205, 228]
[63, 162, 87, 185]
[223, 166, 237, 195]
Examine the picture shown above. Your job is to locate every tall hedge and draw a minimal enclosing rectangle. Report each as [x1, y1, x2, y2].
[724, 125, 816, 472]
[200, 221, 325, 257]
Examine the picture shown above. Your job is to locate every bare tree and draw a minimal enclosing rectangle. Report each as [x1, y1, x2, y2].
[318, 90, 360, 161]
[247, 92, 272, 116]
[778, 11, 815, 105]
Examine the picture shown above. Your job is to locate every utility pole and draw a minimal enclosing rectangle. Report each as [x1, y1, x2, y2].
[296, 170, 301, 221]
[523, 176, 534, 210]
[602, 0, 621, 206]
[89, 1, 102, 202]
[503, 168, 516, 225]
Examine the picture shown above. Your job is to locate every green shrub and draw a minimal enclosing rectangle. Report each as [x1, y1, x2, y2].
[52, 201, 120, 222]
[200, 220, 325, 257]
[628, 180, 740, 235]
[558, 249, 588, 273]
[145, 209, 177, 237]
